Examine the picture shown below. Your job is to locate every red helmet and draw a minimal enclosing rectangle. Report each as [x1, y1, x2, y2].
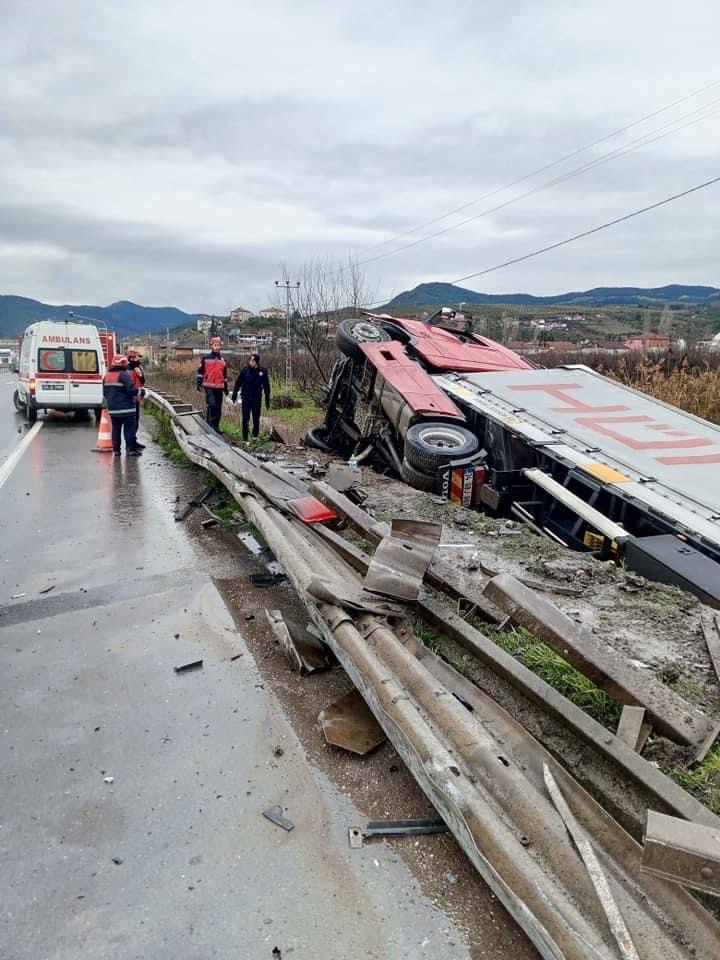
[112, 354, 129, 367]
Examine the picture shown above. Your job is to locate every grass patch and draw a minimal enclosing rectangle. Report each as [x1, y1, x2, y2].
[673, 746, 720, 815]
[145, 406, 195, 467]
[485, 625, 623, 728]
[413, 620, 442, 655]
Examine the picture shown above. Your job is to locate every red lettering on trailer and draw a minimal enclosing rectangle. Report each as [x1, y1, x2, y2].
[656, 452, 720, 465]
[574, 415, 716, 452]
[508, 382, 628, 414]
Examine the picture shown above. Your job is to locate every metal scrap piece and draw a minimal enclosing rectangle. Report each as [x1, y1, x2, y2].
[641, 809, 720, 896]
[265, 609, 331, 674]
[348, 818, 448, 848]
[306, 576, 405, 616]
[174, 659, 204, 674]
[364, 518, 442, 602]
[543, 763, 640, 960]
[262, 805, 295, 832]
[318, 689, 387, 755]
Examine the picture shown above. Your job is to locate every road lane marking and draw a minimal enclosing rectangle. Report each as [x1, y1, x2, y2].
[0, 421, 43, 492]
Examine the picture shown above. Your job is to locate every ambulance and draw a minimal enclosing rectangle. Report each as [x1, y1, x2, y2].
[13, 320, 116, 424]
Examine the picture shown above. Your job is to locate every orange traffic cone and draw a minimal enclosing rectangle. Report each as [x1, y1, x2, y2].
[93, 408, 114, 452]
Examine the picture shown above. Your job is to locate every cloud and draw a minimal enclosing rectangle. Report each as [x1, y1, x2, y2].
[1, 0, 719, 312]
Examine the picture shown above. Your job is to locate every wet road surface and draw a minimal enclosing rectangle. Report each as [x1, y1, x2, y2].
[0, 398, 539, 960]
[0, 406, 481, 960]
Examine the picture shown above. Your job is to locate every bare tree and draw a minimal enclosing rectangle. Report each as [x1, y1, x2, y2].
[278, 255, 376, 388]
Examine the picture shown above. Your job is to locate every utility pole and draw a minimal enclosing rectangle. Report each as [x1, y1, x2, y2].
[274, 279, 300, 395]
[166, 327, 170, 364]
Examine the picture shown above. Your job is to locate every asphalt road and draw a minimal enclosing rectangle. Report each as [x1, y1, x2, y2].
[0, 386, 487, 960]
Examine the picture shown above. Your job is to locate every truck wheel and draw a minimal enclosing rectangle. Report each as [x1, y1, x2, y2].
[304, 425, 334, 452]
[74, 409, 90, 422]
[25, 401, 37, 425]
[400, 458, 440, 493]
[94, 407, 103, 423]
[336, 319, 390, 360]
[404, 422, 478, 472]
[13, 389, 25, 412]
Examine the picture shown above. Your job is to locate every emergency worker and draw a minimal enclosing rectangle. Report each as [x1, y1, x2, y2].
[126, 349, 146, 448]
[231, 352, 271, 441]
[196, 336, 228, 432]
[103, 355, 144, 456]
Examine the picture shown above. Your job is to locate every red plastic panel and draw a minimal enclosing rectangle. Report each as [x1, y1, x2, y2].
[361, 340, 464, 419]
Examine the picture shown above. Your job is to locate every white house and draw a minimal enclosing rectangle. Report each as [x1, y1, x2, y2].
[230, 306, 253, 325]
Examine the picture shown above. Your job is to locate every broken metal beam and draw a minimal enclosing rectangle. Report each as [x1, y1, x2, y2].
[483, 573, 711, 747]
[616, 706, 652, 753]
[308, 480, 503, 622]
[642, 810, 720, 896]
[314, 519, 720, 828]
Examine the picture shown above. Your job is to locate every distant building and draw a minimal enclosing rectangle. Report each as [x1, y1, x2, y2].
[625, 334, 671, 352]
[258, 307, 285, 320]
[230, 306, 253, 325]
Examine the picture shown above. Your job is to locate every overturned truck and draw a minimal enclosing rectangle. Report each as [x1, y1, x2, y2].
[306, 309, 720, 603]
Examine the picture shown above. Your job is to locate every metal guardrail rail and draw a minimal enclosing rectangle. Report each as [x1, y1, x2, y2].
[145, 389, 720, 960]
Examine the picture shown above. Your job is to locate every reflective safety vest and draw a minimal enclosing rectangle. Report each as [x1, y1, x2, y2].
[197, 352, 227, 390]
[103, 369, 137, 416]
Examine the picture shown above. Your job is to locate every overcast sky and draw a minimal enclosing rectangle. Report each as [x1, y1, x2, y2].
[2, 0, 719, 314]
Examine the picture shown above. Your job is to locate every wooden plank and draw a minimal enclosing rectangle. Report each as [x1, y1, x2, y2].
[483, 573, 711, 747]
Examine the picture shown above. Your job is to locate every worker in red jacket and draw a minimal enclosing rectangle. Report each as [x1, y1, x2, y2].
[196, 336, 228, 432]
[126, 349, 146, 448]
[103, 355, 144, 456]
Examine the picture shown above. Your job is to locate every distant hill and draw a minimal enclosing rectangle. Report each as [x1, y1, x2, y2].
[383, 283, 720, 312]
[0, 295, 200, 338]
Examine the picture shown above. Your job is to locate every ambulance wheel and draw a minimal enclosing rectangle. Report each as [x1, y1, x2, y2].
[94, 407, 103, 423]
[13, 389, 25, 412]
[75, 409, 90, 421]
[404, 422, 478, 472]
[25, 401, 37, 425]
[400, 458, 440, 493]
[336, 318, 390, 361]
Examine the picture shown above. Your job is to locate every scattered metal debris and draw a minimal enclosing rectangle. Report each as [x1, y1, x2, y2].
[38, 585, 55, 595]
[265, 609, 331, 674]
[10, 593, 26, 599]
[175, 485, 214, 521]
[543, 762, 640, 960]
[262, 805, 294, 832]
[616, 706, 652, 753]
[363, 518, 442, 602]
[349, 818, 449, 847]
[641, 810, 720, 896]
[174, 659, 204, 674]
[306, 576, 405, 617]
[249, 572, 287, 588]
[318, 689, 387, 756]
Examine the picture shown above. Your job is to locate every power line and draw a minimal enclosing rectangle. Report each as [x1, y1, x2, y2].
[357, 77, 720, 258]
[449, 174, 720, 285]
[352, 98, 720, 270]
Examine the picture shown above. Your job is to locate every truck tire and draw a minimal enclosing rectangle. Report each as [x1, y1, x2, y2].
[13, 389, 25, 412]
[336, 319, 390, 360]
[25, 401, 37, 425]
[400, 458, 440, 493]
[404, 422, 478, 472]
[304, 425, 334, 452]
